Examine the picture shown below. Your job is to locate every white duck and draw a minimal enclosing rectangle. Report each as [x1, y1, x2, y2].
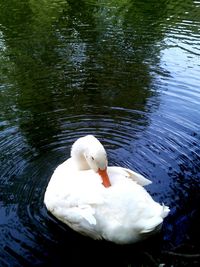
[44, 135, 170, 244]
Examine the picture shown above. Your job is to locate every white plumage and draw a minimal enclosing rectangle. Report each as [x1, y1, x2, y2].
[44, 135, 170, 244]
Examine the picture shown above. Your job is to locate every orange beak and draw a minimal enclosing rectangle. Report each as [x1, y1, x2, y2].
[98, 168, 111, 188]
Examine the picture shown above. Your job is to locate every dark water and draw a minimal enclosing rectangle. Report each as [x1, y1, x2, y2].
[0, 0, 200, 266]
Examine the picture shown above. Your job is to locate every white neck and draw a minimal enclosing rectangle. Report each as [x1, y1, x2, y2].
[70, 137, 90, 170]
[70, 135, 107, 171]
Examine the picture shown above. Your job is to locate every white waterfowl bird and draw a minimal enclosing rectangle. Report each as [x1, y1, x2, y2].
[44, 135, 170, 244]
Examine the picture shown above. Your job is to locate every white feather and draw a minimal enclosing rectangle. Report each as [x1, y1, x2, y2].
[44, 135, 170, 244]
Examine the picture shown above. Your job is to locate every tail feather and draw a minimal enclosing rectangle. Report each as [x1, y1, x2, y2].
[140, 204, 170, 235]
[162, 203, 170, 218]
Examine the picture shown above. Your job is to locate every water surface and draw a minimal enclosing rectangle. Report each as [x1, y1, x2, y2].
[0, 0, 200, 266]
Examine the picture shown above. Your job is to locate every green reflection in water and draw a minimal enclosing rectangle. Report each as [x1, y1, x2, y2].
[0, 2, 200, 264]
[0, 0, 199, 152]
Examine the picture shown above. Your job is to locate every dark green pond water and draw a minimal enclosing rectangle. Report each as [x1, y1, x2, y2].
[0, 0, 200, 266]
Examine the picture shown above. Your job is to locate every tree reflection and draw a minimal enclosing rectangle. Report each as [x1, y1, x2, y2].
[0, 0, 199, 152]
[0, 0, 200, 266]
[0, 0, 68, 151]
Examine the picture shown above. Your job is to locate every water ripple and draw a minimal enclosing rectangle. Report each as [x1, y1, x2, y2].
[1, 0, 200, 265]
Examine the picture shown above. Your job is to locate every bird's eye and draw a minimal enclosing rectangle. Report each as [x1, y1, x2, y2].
[91, 156, 94, 161]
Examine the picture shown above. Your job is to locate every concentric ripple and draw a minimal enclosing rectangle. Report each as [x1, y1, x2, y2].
[1, 84, 200, 265]
[1, 0, 200, 266]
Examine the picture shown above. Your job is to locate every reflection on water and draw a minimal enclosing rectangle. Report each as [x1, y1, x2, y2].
[0, 0, 200, 266]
